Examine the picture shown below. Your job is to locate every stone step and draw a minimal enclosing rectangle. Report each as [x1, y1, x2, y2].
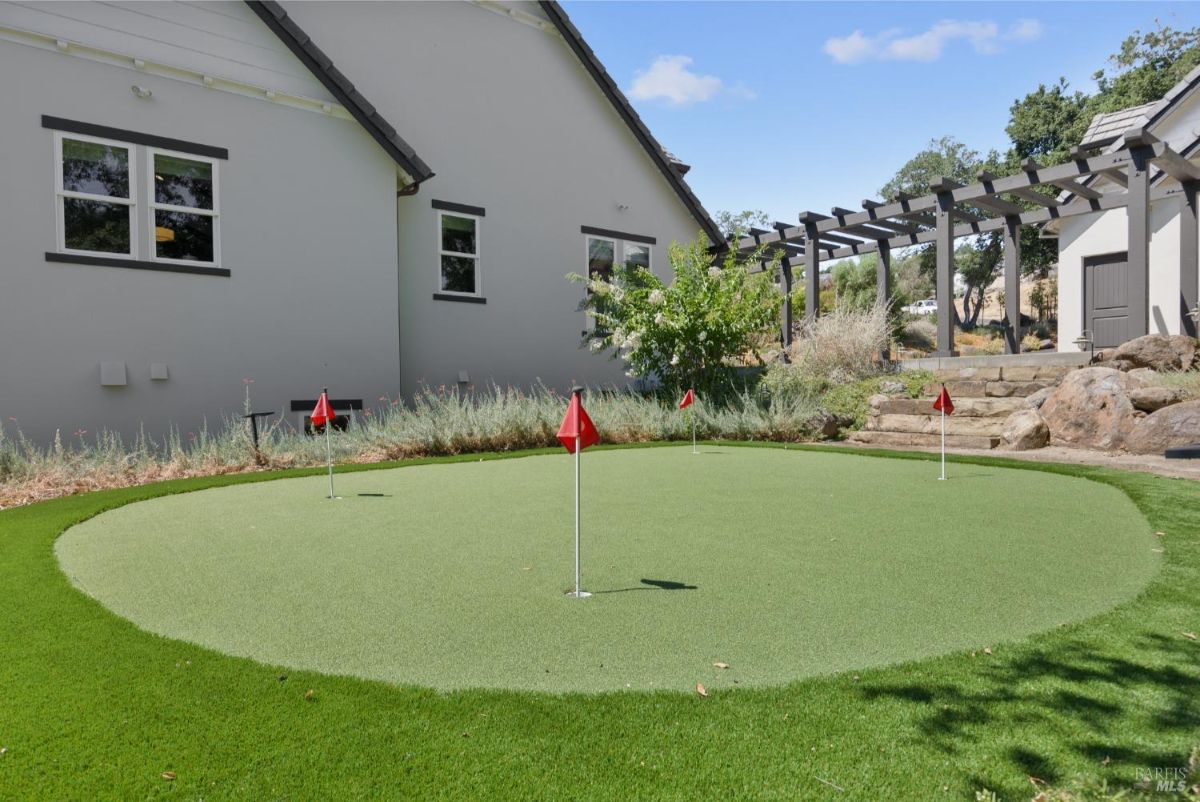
[933, 364, 1073, 383]
[865, 413, 1005, 437]
[922, 380, 1053, 399]
[871, 396, 1027, 417]
[848, 430, 1002, 449]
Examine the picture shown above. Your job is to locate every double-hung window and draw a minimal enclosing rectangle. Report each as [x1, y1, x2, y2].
[149, 149, 219, 265]
[55, 133, 137, 257]
[438, 212, 481, 295]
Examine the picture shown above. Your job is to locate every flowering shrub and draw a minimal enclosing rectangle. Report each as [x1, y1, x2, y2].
[570, 236, 781, 399]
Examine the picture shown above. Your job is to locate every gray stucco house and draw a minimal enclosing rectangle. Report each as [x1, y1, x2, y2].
[0, 0, 719, 443]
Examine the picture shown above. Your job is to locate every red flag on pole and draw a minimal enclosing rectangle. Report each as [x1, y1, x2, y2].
[311, 391, 336, 426]
[932, 384, 955, 415]
[678, 388, 695, 409]
[557, 393, 599, 453]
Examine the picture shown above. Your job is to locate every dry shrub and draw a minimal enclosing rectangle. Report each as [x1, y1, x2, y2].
[0, 385, 826, 509]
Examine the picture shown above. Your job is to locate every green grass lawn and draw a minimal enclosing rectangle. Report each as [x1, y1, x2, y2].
[57, 447, 1155, 694]
[1, 443, 1198, 800]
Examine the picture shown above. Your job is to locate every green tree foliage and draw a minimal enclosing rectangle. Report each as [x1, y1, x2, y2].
[570, 236, 781, 399]
[714, 209, 770, 240]
[1004, 78, 1091, 165]
[1095, 24, 1200, 111]
[878, 137, 997, 201]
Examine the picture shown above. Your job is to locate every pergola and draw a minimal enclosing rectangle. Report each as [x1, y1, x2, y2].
[736, 129, 1200, 356]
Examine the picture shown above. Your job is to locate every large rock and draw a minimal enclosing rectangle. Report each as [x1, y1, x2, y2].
[1025, 386, 1053, 410]
[1129, 386, 1186, 413]
[1001, 409, 1049, 451]
[1111, 334, 1198, 372]
[1039, 367, 1141, 450]
[1126, 400, 1200, 454]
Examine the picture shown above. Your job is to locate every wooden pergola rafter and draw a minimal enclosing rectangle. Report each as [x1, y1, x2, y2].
[736, 129, 1200, 354]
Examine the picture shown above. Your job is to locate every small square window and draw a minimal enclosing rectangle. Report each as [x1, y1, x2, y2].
[624, 242, 651, 271]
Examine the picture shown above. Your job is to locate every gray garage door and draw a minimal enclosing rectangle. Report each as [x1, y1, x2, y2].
[1084, 252, 1132, 348]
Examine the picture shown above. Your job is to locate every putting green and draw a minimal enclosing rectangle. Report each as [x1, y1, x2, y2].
[56, 447, 1158, 693]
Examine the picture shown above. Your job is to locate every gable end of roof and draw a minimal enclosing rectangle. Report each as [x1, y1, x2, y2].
[538, 1, 721, 244]
[245, 0, 434, 185]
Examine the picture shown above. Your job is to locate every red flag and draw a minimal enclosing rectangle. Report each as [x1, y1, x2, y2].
[679, 388, 695, 409]
[311, 391, 336, 426]
[932, 384, 954, 415]
[557, 393, 599, 453]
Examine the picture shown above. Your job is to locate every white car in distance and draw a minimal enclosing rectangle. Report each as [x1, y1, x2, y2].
[903, 298, 937, 315]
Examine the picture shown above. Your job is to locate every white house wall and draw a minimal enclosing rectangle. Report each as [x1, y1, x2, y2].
[1056, 79, 1200, 350]
[0, 1, 333, 101]
[281, 1, 707, 395]
[1056, 198, 1198, 350]
[0, 28, 401, 444]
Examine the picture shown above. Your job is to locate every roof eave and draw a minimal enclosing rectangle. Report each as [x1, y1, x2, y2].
[538, 1, 722, 244]
[245, 0, 435, 186]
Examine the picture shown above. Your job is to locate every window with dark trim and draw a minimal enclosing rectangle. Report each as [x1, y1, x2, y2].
[438, 211, 481, 296]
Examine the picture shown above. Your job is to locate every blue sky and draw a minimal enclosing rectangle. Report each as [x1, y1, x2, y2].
[563, 1, 1200, 227]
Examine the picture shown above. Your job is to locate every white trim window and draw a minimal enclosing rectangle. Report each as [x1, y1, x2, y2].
[54, 132, 137, 257]
[586, 236, 616, 283]
[438, 211, 481, 295]
[148, 148, 219, 266]
[623, 241, 651, 271]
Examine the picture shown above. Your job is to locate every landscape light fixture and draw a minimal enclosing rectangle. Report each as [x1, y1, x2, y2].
[1073, 330, 1095, 361]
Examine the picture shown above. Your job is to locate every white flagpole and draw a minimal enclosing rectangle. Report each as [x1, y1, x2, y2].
[324, 388, 335, 499]
[939, 404, 946, 481]
[691, 411, 697, 455]
[574, 433, 581, 595]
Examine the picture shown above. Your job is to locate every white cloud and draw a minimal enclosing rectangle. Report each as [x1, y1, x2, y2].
[1007, 18, 1045, 42]
[627, 55, 727, 106]
[822, 17, 1043, 65]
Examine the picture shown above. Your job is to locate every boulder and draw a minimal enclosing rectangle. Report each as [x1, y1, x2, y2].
[878, 380, 906, 395]
[1025, 386, 1054, 410]
[1094, 358, 1137, 372]
[1039, 367, 1141, 450]
[1001, 409, 1049, 451]
[1125, 400, 1200, 454]
[1126, 367, 1158, 386]
[1129, 386, 1186, 413]
[1111, 334, 1198, 372]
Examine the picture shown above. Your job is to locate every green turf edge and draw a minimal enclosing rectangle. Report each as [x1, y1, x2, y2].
[1, 443, 1197, 801]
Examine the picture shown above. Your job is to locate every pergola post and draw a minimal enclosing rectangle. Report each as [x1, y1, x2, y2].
[779, 259, 794, 348]
[878, 241, 892, 360]
[1127, 146, 1152, 338]
[1003, 216, 1022, 353]
[933, 188, 957, 356]
[1182, 181, 1199, 337]
[802, 220, 820, 323]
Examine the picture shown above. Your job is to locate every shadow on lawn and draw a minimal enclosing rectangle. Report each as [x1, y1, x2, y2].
[859, 629, 1200, 786]
[595, 578, 699, 594]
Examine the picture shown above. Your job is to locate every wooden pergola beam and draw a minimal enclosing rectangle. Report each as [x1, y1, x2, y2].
[980, 169, 1061, 207]
[735, 143, 1176, 255]
[831, 207, 906, 238]
[817, 182, 1185, 262]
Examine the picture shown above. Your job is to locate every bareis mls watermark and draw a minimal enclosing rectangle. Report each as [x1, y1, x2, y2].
[1134, 765, 1191, 793]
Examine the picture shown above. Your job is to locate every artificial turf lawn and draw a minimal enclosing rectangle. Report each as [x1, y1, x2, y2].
[56, 447, 1157, 694]
[0, 443, 1195, 800]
